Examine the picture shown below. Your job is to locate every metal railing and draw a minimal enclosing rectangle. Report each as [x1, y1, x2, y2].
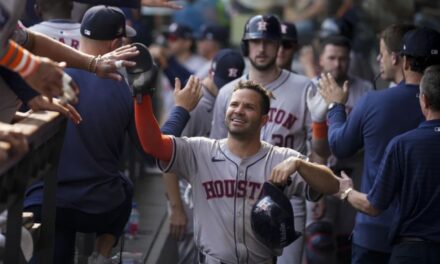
[0, 111, 66, 264]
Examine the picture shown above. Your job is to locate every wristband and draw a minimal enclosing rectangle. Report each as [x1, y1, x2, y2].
[0, 40, 41, 78]
[312, 121, 328, 140]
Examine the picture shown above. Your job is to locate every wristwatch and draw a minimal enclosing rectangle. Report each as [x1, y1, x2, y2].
[340, 187, 353, 200]
[328, 102, 344, 111]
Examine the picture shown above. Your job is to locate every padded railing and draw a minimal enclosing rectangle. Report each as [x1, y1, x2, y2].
[0, 111, 66, 264]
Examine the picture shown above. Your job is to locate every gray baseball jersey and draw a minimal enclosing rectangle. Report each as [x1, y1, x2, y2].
[29, 21, 81, 50]
[210, 69, 314, 264]
[158, 136, 320, 264]
[210, 69, 313, 155]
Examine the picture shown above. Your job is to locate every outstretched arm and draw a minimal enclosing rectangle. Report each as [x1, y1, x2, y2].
[337, 172, 381, 216]
[270, 157, 339, 195]
[134, 76, 202, 161]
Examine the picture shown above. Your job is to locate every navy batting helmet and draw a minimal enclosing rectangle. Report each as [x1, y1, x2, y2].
[251, 182, 301, 249]
[241, 14, 282, 56]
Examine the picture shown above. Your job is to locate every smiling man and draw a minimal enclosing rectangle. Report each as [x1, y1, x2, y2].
[134, 78, 341, 264]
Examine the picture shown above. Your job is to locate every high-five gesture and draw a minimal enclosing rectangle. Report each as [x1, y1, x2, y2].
[318, 73, 349, 105]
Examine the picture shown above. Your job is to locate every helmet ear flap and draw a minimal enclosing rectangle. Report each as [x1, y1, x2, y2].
[241, 40, 248, 57]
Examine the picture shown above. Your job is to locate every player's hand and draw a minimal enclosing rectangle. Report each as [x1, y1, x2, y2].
[141, 0, 183, 9]
[95, 45, 139, 81]
[0, 124, 29, 163]
[269, 156, 300, 186]
[318, 73, 349, 105]
[335, 171, 353, 199]
[27, 96, 82, 125]
[306, 84, 328, 122]
[169, 206, 188, 241]
[174, 76, 203, 112]
[23, 57, 65, 100]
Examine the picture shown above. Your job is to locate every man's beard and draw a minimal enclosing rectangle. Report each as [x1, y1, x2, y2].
[250, 56, 277, 71]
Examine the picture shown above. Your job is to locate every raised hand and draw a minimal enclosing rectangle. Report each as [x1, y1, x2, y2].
[306, 85, 328, 122]
[174, 76, 203, 112]
[318, 73, 349, 105]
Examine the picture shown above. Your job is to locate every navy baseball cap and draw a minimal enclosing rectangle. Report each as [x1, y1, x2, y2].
[281, 22, 298, 44]
[197, 24, 229, 45]
[166, 23, 193, 40]
[401, 27, 440, 58]
[211, 49, 245, 88]
[80, 5, 136, 40]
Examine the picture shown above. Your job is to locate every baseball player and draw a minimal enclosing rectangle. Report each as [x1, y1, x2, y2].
[163, 49, 245, 264]
[276, 22, 299, 71]
[210, 14, 327, 264]
[135, 78, 341, 264]
[305, 35, 373, 263]
[30, 0, 81, 49]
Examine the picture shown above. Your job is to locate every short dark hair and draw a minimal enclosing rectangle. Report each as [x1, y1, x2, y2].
[233, 80, 272, 115]
[320, 35, 351, 53]
[380, 24, 415, 53]
[421, 65, 440, 111]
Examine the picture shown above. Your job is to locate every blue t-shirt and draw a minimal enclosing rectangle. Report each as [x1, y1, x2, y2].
[25, 69, 139, 213]
[368, 119, 440, 243]
[327, 81, 425, 252]
[24, 68, 191, 214]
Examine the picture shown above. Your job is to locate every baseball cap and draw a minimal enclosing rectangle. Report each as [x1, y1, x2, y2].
[281, 22, 298, 44]
[166, 23, 193, 40]
[197, 24, 229, 45]
[80, 5, 136, 40]
[401, 27, 440, 58]
[211, 49, 245, 89]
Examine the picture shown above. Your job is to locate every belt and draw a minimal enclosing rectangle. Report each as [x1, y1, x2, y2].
[397, 237, 440, 244]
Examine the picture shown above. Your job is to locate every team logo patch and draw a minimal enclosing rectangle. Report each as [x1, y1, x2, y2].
[228, 68, 238, 78]
[281, 24, 287, 34]
[257, 21, 268, 31]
